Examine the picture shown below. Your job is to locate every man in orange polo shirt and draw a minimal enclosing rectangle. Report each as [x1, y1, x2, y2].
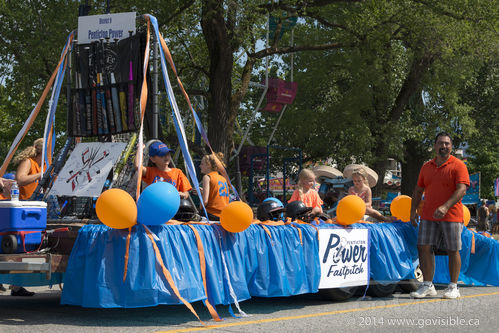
[410, 132, 470, 299]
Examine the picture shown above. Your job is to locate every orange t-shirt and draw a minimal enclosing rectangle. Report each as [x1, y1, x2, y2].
[288, 189, 323, 213]
[0, 193, 8, 200]
[143, 166, 192, 192]
[20, 158, 42, 200]
[417, 155, 470, 222]
[205, 171, 230, 217]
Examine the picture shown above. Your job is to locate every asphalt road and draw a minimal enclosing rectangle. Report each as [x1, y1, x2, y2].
[1, 284, 498, 332]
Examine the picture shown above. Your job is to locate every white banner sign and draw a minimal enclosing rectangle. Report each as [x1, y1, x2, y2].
[78, 12, 136, 44]
[50, 142, 126, 197]
[318, 228, 369, 289]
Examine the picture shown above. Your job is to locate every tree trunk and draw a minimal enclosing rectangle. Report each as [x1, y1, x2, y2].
[201, 0, 235, 158]
[372, 141, 388, 197]
[401, 139, 428, 196]
[372, 53, 435, 196]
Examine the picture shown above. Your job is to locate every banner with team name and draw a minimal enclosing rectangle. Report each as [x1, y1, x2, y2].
[318, 228, 369, 288]
[78, 12, 136, 44]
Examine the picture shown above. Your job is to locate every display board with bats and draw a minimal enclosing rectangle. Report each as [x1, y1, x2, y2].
[50, 142, 126, 197]
[68, 33, 143, 137]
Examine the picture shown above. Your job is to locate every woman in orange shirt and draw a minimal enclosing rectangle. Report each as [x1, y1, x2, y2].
[199, 152, 229, 221]
[14, 138, 44, 200]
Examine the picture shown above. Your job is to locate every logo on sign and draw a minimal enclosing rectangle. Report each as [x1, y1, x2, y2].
[318, 228, 369, 289]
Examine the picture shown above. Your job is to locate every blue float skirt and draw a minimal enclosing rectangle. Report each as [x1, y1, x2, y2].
[59, 222, 498, 308]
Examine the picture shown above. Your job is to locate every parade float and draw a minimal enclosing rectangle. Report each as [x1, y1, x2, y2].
[0, 11, 498, 324]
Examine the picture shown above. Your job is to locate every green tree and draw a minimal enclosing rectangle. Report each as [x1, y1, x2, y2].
[461, 59, 499, 199]
[0, 0, 79, 163]
[1, 0, 497, 198]
[267, 0, 497, 195]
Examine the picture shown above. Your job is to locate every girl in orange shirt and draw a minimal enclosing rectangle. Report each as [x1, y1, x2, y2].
[135, 141, 192, 199]
[13, 138, 44, 200]
[288, 169, 323, 215]
[199, 152, 229, 221]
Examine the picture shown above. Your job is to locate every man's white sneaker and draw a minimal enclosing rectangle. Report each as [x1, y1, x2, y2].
[442, 287, 460, 299]
[410, 284, 437, 298]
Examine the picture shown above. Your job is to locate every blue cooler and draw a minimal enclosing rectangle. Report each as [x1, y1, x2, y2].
[0, 201, 47, 253]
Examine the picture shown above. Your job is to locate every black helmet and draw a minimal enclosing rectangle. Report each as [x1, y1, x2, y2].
[257, 200, 285, 221]
[174, 198, 199, 222]
[286, 200, 312, 220]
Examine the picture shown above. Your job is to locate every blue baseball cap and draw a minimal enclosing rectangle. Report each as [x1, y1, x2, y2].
[149, 141, 174, 157]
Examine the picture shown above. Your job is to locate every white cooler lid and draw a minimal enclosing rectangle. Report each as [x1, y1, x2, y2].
[0, 201, 47, 208]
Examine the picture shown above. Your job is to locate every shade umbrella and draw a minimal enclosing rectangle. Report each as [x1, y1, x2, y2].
[343, 164, 379, 188]
[312, 165, 343, 182]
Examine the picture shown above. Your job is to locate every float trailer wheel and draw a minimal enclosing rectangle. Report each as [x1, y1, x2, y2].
[366, 281, 397, 297]
[1, 235, 18, 254]
[320, 286, 358, 302]
[398, 265, 424, 293]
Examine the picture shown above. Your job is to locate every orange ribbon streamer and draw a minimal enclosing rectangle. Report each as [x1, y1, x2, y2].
[143, 226, 205, 325]
[156, 33, 235, 196]
[123, 226, 132, 282]
[187, 225, 223, 322]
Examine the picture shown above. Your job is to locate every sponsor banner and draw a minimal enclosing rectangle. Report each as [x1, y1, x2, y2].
[463, 172, 480, 205]
[318, 228, 369, 288]
[78, 12, 136, 44]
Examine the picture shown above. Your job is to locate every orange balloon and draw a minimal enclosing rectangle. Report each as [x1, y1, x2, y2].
[96, 189, 137, 229]
[336, 195, 366, 225]
[390, 195, 412, 222]
[463, 205, 470, 227]
[220, 201, 253, 233]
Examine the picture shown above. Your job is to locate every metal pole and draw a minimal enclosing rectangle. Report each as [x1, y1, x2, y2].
[152, 33, 159, 139]
[290, 29, 294, 82]
[235, 152, 243, 198]
[266, 145, 270, 197]
[249, 157, 254, 205]
[66, 42, 73, 137]
[283, 158, 287, 202]
[267, 104, 287, 146]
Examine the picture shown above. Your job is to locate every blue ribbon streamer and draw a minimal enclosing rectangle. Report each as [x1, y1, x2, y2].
[148, 15, 240, 202]
[148, 16, 209, 219]
[43, 31, 74, 170]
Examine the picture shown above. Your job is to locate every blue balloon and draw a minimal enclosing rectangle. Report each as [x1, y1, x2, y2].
[137, 182, 180, 225]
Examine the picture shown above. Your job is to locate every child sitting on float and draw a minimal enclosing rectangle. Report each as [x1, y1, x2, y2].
[135, 141, 192, 199]
[347, 167, 395, 222]
[199, 152, 229, 221]
[288, 169, 323, 216]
